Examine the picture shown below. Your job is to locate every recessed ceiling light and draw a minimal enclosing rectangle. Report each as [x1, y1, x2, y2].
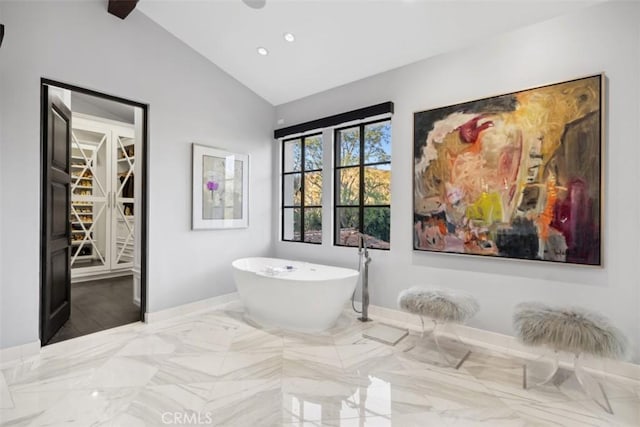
[283, 32, 295, 43]
[257, 47, 268, 56]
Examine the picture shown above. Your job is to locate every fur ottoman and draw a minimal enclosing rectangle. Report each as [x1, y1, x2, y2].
[513, 302, 627, 359]
[513, 302, 628, 414]
[398, 287, 479, 324]
[397, 286, 479, 369]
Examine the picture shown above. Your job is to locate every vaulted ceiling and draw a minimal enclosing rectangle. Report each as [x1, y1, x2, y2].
[138, 0, 602, 106]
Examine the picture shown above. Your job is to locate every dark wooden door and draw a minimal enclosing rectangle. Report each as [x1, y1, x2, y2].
[41, 87, 72, 344]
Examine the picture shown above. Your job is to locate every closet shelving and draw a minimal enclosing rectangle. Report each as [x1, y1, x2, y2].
[70, 143, 99, 264]
[70, 114, 137, 279]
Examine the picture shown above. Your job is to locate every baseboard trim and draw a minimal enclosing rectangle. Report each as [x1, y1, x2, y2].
[145, 292, 238, 323]
[367, 304, 640, 382]
[0, 340, 41, 367]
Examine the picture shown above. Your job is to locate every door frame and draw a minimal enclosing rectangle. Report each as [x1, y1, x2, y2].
[40, 78, 149, 339]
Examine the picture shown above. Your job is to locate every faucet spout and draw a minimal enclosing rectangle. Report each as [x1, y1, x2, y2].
[356, 232, 369, 257]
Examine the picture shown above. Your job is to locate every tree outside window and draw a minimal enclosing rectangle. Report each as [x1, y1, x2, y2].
[282, 134, 323, 243]
[335, 119, 391, 249]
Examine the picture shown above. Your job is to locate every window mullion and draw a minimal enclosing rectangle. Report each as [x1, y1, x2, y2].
[300, 136, 306, 242]
[281, 136, 286, 241]
[359, 124, 365, 236]
[334, 130, 340, 207]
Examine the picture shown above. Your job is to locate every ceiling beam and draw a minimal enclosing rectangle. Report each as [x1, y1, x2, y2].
[108, 0, 139, 20]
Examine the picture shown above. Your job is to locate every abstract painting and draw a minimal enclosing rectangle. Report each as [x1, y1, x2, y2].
[192, 144, 249, 229]
[413, 75, 602, 265]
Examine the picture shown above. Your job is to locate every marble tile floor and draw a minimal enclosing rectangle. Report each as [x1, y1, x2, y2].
[1, 301, 638, 426]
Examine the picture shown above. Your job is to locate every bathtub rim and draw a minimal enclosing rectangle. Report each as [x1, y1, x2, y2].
[232, 256, 359, 282]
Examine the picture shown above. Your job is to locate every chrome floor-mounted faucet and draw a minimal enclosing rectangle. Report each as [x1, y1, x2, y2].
[357, 232, 372, 322]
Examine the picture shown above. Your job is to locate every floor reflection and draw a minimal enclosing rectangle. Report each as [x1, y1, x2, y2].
[1, 302, 638, 426]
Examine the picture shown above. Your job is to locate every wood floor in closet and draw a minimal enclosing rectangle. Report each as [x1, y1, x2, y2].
[48, 276, 139, 345]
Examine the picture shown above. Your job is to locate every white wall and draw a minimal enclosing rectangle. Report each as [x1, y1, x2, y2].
[0, 1, 275, 349]
[274, 1, 640, 362]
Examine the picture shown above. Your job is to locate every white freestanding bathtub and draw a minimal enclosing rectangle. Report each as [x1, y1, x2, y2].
[232, 257, 359, 332]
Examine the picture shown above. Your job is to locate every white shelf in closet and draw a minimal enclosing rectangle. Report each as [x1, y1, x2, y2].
[71, 114, 137, 278]
[70, 139, 97, 266]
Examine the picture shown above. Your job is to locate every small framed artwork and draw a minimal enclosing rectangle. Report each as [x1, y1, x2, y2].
[413, 74, 603, 266]
[192, 144, 249, 229]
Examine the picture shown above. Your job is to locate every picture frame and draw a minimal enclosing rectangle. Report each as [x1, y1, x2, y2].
[413, 74, 603, 266]
[192, 144, 249, 230]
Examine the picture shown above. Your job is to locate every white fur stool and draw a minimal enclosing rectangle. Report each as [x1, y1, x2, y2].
[398, 287, 479, 369]
[514, 302, 628, 414]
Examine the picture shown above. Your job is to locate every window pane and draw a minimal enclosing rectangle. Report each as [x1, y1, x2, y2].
[364, 164, 391, 205]
[283, 207, 301, 241]
[283, 139, 302, 172]
[337, 127, 360, 167]
[335, 207, 359, 246]
[304, 135, 323, 171]
[283, 173, 301, 206]
[336, 167, 359, 205]
[304, 208, 322, 243]
[304, 172, 322, 206]
[364, 207, 390, 249]
[364, 121, 391, 164]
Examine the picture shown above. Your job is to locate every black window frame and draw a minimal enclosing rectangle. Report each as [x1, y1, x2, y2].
[334, 118, 391, 250]
[281, 132, 323, 244]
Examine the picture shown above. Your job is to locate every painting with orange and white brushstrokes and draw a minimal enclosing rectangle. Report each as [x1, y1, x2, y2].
[413, 75, 602, 265]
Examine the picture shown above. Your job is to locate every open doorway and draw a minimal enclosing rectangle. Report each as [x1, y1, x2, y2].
[40, 79, 148, 345]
